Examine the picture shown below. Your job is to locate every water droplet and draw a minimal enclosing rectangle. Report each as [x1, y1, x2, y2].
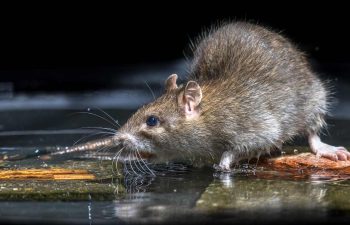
[35, 149, 39, 154]
[197, 200, 204, 204]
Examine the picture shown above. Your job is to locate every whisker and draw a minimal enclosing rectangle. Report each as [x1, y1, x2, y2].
[79, 126, 117, 133]
[132, 157, 144, 176]
[93, 107, 121, 128]
[111, 152, 119, 175]
[113, 147, 125, 176]
[95, 144, 114, 154]
[112, 178, 122, 195]
[135, 177, 144, 193]
[136, 148, 155, 176]
[134, 151, 149, 174]
[73, 132, 114, 146]
[128, 153, 139, 177]
[71, 112, 119, 129]
[95, 146, 113, 164]
[120, 150, 132, 176]
[144, 80, 156, 100]
[132, 152, 147, 174]
[124, 161, 131, 176]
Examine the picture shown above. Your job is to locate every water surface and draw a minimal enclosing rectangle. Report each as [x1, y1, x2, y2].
[1, 108, 350, 225]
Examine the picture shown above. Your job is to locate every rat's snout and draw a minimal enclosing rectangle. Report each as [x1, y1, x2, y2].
[113, 131, 154, 154]
[113, 132, 141, 151]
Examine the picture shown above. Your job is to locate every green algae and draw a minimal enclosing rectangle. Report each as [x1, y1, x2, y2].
[0, 159, 124, 201]
[0, 180, 123, 201]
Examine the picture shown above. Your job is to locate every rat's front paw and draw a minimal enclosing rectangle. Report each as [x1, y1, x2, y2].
[213, 163, 232, 172]
[215, 151, 235, 172]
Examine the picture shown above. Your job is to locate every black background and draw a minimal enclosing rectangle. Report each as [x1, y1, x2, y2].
[1, 3, 349, 92]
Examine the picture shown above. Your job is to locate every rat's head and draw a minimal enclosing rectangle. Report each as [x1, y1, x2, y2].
[114, 74, 204, 160]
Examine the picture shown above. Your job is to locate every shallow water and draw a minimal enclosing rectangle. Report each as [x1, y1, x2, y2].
[1, 108, 350, 225]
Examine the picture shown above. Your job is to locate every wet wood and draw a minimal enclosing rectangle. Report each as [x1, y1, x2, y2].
[0, 168, 95, 180]
[266, 153, 350, 172]
[257, 153, 350, 180]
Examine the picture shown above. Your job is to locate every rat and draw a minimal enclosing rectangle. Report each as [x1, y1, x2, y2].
[12, 22, 349, 171]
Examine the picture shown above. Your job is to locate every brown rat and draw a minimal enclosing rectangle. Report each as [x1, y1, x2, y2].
[25, 22, 350, 171]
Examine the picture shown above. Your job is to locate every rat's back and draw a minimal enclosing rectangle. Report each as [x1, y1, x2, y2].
[188, 22, 332, 164]
[190, 22, 312, 83]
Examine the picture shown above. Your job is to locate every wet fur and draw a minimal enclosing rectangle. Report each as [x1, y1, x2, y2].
[118, 22, 330, 164]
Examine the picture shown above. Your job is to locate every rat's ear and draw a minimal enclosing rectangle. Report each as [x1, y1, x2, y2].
[178, 81, 202, 118]
[165, 74, 178, 91]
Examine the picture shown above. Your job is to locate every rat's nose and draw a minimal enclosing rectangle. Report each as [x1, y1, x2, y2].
[114, 133, 136, 148]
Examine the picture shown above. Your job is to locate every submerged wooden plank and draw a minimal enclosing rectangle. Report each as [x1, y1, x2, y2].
[0, 160, 124, 201]
[0, 168, 96, 180]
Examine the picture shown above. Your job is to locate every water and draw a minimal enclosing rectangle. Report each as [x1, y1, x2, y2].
[1, 108, 350, 224]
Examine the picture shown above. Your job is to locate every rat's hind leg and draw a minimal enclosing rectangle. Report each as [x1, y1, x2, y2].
[308, 132, 350, 161]
[305, 79, 350, 160]
[306, 109, 350, 161]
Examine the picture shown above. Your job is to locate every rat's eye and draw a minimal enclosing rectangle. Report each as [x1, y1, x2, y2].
[146, 116, 159, 127]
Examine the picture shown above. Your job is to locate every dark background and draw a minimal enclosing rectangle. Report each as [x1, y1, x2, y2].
[0, 6, 350, 225]
[0, 4, 349, 93]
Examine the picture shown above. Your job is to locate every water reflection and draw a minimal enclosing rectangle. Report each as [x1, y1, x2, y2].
[123, 174, 155, 194]
[199, 170, 350, 214]
[203, 176, 328, 210]
[121, 162, 193, 193]
[106, 164, 213, 223]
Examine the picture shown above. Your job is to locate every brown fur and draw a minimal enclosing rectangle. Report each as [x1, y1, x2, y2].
[116, 22, 329, 164]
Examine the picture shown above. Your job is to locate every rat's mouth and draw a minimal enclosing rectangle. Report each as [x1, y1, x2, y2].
[114, 147, 157, 162]
[138, 151, 156, 159]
